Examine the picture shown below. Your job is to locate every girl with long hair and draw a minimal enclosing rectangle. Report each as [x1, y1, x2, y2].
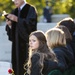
[25, 30, 58, 75]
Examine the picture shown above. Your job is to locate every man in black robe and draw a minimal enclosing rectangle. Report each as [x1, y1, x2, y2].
[5, 0, 37, 75]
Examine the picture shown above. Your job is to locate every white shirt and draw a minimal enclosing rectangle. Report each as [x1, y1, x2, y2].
[20, 2, 27, 10]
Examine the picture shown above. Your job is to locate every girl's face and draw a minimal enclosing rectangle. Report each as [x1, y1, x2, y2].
[29, 35, 39, 50]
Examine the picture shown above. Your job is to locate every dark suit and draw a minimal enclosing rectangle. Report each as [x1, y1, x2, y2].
[43, 7, 52, 22]
[6, 3, 37, 75]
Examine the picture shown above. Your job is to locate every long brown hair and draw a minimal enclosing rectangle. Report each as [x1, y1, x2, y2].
[56, 25, 72, 43]
[25, 30, 57, 75]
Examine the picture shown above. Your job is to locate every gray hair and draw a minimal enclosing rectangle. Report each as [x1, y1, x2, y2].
[12, 0, 26, 2]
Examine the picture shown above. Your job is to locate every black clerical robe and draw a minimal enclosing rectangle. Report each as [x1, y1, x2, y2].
[6, 3, 37, 75]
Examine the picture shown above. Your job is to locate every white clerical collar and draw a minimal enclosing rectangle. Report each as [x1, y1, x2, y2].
[20, 2, 27, 10]
[46, 6, 49, 9]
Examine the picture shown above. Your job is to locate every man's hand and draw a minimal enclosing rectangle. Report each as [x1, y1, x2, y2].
[6, 19, 12, 27]
[7, 14, 18, 22]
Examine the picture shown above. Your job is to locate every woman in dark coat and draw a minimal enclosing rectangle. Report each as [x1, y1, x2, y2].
[56, 25, 74, 66]
[56, 18, 75, 75]
[45, 28, 72, 72]
[56, 17, 75, 63]
[25, 30, 59, 75]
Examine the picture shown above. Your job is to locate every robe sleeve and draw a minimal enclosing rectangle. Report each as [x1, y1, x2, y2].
[5, 25, 12, 41]
[5, 10, 16, 41]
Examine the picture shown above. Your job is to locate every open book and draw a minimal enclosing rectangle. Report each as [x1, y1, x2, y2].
[2, 11, 11, 21]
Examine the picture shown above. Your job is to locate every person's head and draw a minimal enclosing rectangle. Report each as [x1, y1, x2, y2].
[56, 17, 75, 35]
[56, 25, 72, 43]
[12, 0, 26, 8]
[45, 0, 49, 6]
[45, 28, 66, 49]
[29, 30, 47, 53]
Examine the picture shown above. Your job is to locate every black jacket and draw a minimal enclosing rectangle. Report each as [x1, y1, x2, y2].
[66, 42, 74, 66]
[53, 46, 73, 71]
[30, 54, 59, 75]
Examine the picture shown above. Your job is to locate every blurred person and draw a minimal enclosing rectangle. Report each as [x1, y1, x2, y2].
[43, 1, 53, 23]
[56, 26, 74, 67]
[5, 0, 37, 75]
[56, 17, 75, 63]
[45, 28, 73, 72]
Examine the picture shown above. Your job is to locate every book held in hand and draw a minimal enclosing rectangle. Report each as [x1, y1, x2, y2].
[2, 11, 11, 21]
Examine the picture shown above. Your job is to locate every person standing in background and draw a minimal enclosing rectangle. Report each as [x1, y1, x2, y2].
[43, 0, 53, 23]
[5, 0, 37, 75]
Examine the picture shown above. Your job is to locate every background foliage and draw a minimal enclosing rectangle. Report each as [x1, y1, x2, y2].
[0, 0, 75, 22]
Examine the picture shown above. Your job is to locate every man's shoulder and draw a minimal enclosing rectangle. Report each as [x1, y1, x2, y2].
[26, 3, 36, 9]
